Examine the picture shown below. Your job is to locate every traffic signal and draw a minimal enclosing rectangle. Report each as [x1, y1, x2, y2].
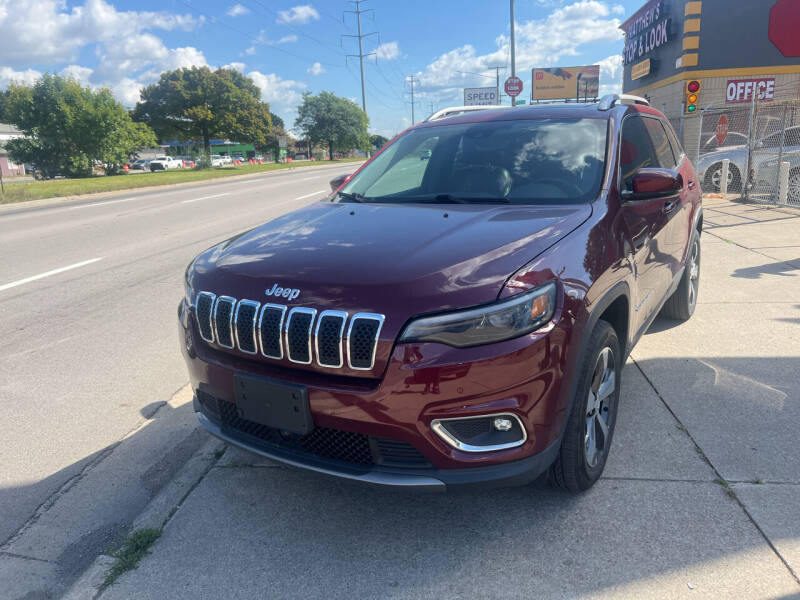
[685, 80, 701, 113]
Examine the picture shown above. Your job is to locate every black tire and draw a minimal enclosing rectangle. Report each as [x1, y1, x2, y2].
[551, 320, 621, 493]
[661, 231, 700, 320]
[703, 162, 741, 193]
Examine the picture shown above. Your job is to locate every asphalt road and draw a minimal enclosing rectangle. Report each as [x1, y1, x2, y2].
[0, 164, 355, 547]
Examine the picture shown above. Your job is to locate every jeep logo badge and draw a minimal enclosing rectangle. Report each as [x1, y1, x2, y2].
[266, 283, 300, 301]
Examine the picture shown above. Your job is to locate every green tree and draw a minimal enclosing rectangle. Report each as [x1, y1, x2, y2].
[133, 67, 272, 155]
[369, 134, 389, 150]
[294, 91, 368, 160]
[3, 74, 157, 178]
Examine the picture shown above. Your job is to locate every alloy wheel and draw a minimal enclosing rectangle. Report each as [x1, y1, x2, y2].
[711, 167, 732, 191]
[584, 347, 616, 468]
[687, 238, 700, 310]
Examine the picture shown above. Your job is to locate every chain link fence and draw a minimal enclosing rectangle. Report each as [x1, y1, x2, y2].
[691, 98, 800, 207]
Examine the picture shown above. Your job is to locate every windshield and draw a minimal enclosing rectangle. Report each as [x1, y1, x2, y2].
[338, 117, 607, 205]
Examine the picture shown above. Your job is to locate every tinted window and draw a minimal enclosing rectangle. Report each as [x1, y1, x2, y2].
[619, 116, 659, 190]
[643, 117, 676, 168]
[340, 118, 608, 205]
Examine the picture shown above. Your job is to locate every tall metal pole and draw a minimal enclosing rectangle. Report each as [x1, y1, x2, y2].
[343, 1, 377, 116]
[408, 76, 417, 123]
[355, 4, 367, 113]
[510, 0, 516, 105]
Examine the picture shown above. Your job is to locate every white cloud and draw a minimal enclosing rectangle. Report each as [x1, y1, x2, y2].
[244, 46, 256, 55]
[247, 70, 307, 122]
[255, 31, 298, 45]
[375, 41, 400, 61]
[60, 64, 94, 86]
[0, 0, 203, 67]
[0, 66, 43, 88]
[597, 54, 623, 95]
[226, 3, 249, 17]
[276, 5, 319, 25]
[307, 62, 325, 76]
[222, 62, 246, 72]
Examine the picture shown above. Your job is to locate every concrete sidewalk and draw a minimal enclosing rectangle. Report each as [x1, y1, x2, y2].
[97, 197, 800, 600]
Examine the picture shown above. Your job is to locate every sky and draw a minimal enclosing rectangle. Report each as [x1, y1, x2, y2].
[0, 0, 646, 138]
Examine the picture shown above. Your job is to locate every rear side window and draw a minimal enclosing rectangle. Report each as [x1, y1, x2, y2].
[643, 118, 677, 168]
[619, 116, 660, 190]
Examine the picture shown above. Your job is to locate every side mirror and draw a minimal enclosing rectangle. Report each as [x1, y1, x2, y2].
[623, 168, 682, 201]
[329, 173, 352, 192]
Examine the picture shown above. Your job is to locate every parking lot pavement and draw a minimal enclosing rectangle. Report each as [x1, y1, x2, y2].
[97, 198, 800, 599]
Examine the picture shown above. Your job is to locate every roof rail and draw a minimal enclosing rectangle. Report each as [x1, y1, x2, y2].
[597, 94, 650, 111]
[424, 105, 505, 122]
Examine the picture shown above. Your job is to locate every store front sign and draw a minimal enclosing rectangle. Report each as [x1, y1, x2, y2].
[630, 59, 652, 80]
[726, 79, 775, 103]
[622, 0, 672, 66]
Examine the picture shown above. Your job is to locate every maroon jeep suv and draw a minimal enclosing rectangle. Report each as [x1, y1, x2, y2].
[179, 95, 702, 492]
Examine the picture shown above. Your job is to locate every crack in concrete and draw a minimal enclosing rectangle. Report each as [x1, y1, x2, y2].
[631, 356, 800, 586]
[0, 550, 58, 564]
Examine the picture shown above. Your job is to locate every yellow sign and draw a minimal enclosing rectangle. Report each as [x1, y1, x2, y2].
[532, 65, 599, 100]
[631, 58, 652, 81]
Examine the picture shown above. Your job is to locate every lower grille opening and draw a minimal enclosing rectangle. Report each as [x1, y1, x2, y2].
[209, 398, 430, 469]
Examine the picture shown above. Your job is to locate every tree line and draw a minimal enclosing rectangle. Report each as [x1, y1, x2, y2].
[0, 67, 371, 178]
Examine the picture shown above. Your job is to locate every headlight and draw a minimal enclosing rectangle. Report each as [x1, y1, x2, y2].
[184, 260, 195, 306]
[398, 282, 557, 348]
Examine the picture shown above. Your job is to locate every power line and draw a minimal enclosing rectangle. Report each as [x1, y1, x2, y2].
[343, 0, 377, 116]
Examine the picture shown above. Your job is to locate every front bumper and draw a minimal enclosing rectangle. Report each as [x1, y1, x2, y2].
[180, 297, 577, 488]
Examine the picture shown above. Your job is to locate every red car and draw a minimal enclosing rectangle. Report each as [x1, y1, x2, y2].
[179, 95, 702, 492]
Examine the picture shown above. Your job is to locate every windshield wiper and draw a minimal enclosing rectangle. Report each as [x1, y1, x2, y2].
[434, 194, 511, 204]
[337, 191, 365, 203]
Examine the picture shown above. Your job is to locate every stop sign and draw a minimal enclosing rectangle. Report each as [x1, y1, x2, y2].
[716, 114, 729, 145]
[769, 0, 800, 57]
[504, 76, 523, 98]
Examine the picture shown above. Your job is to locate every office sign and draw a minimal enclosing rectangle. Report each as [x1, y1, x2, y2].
[726, 79, 775, 103]
[463, 87, 498, 106]
[532, 66, 599, 100]
[630, 58, 652, 81]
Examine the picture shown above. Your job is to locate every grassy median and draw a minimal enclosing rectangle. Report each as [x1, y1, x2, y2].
[0, 158, 363, 205]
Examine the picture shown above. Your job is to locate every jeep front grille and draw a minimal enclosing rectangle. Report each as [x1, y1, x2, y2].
[195, 292, 385, 371]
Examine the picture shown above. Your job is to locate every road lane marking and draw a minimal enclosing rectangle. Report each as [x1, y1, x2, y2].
[294, 190, 327, 200]
[67, 197, 139, 210]
[300, 176, 320, 181]
[182, 192, 232, 204]
[0, 257, 104, 292]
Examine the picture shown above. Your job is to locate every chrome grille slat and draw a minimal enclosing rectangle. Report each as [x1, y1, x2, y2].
[285, 307, 317, 365]
[315, 310, 348, 368]
[195, 292, 216, 343]
[213, 296, 236, 349]
[197, 291, 382, 371]
[347, 313, 385, 371]
[259, 304, 286, 359]
[234, 300, 260, 355]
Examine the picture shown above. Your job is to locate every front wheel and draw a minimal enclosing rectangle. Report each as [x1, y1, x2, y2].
[704, 162, 741, 193]
[551, 320, 621, 493]
[661, 232, 700, 320]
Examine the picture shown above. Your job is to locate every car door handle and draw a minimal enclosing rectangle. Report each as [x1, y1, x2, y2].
[687, 180, 696, 190]
[662, 200, 677, 214]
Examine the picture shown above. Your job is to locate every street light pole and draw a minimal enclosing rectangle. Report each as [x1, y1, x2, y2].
[510, 0, 516, 105]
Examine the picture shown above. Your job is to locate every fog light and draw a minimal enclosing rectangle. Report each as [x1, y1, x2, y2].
[493, 417, 513, 431]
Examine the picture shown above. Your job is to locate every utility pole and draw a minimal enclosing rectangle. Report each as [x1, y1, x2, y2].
[343, 1, 376, 115]
[510, 0, 516, 105]
[406, 75, 419, 123]
[488, 65, 504, 104]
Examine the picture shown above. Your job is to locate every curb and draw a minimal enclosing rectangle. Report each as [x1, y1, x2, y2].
[62, 435, 226, 600]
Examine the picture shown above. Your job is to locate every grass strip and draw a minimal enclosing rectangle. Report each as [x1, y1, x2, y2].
[0, 158, 363, 204]
[103, 528, 162, 588]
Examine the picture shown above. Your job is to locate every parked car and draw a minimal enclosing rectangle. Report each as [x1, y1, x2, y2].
[150, 156, 182, 171]
[210, 154, 225, 167]
[180, 95, 702, 492]
[179, 156, 196, 168]
[131, 159, 151, 171]
[697, 126, 800, 193]
[750, 126, 800, 202]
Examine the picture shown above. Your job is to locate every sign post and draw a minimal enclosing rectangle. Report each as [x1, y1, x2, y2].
[716, 115, 729, 146]
[504, 76, 523, 105]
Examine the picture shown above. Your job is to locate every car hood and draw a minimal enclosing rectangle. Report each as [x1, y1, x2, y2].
[190, 201, 591, 337]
